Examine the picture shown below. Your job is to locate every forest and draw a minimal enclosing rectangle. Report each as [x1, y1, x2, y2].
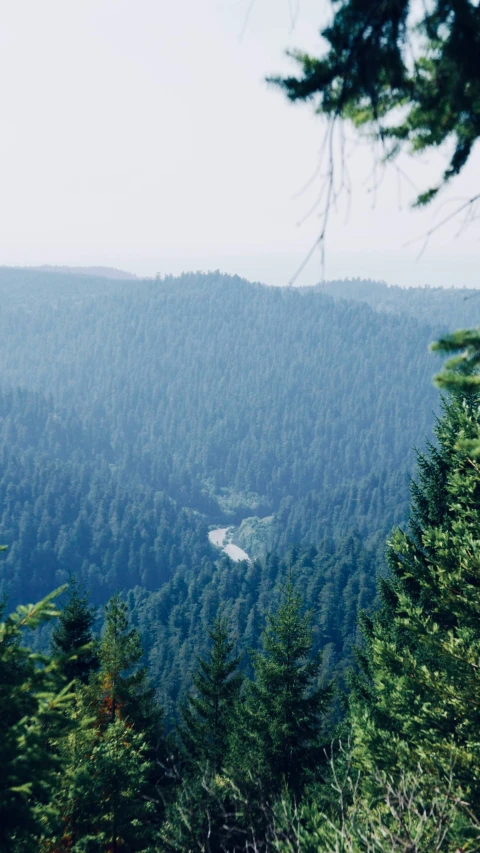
[1, 267, 480, 850]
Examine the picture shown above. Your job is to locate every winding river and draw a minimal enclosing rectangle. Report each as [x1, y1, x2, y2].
[208, 527, 250, 562]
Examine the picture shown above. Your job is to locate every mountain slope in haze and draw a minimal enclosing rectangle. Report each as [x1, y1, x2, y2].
[315, 278, 478, 327]
[0, 387, 212, 607]
[22, 264, 140, 280]
[0, 266, 476, 709]
[0, 269, 443, 547]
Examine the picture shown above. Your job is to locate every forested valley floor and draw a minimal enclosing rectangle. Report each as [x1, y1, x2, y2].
[1, 268, 480, 850]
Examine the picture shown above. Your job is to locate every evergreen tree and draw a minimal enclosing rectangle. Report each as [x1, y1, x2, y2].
[233, 576, 332, 797]
[178, 614, 242, 776]
[49, 715, 157, 853]
[0, 587, 73, 851]
[272, 0, 480, 208]
[92, 595, 160, 736]
[350, 381, 480, 817]
[51, 577, 99, 685]
[49, 595, 166, 851]
[161, 617, 243, 853]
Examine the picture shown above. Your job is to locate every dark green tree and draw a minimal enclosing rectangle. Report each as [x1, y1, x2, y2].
[92, 595, 161, 737]
[179, 614, 242, 776]
[272, 0, 480, 210]
[51, 577, 99, 685]
[433, 327, 480, 393]
[50, 715, 158, 853]
[0, 587, 73, 851]
[349, 378, 480, 819]
[49, 595, 166, 852]
[234, 576, 332, 797]
[160, 617, 243, 853]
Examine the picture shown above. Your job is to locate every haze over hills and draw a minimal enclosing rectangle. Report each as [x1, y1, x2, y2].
[18, 264, 141, 280]
[315, 278, 478, 326]
[0, 265, 478, 712]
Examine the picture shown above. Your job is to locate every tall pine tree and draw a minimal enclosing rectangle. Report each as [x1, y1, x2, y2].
[178, 614, 242, 776]
[350, 381, 480, 816]
[49, 595, 166, 852]
[51, 577, 99, 685]
[232, 576, 332, 797]
[0, 587, 73, 851]
[162, 616, 243, 853]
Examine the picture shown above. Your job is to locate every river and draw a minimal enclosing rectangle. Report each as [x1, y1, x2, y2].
[208, 527, 250, 562]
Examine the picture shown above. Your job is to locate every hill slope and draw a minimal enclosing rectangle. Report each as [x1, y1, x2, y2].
[1, 266, 476, 707]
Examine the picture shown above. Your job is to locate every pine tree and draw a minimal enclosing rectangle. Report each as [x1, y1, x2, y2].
[233, 576, 332, 797]
[51, 577, 99, 685]
[0, 587, 74, 851]
[49, 595, 166, 851]
[162, 617, 242, 853]
[432, 328, 480, 394]
[91, 594, 162, 738]
[49, 714, 157, 853]
[178, 614, 242, 776]
[350, 382, 480, 815]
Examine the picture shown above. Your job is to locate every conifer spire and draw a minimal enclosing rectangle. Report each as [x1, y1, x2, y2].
[179, 614, 242, 775]
[51, 576, 99, 684]
[235, 575, 332, 795]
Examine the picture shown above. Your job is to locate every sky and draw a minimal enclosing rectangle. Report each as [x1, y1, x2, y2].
[0, 0, 478, 288]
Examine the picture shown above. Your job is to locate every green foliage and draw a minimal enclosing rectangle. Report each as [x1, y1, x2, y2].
[432, 327, 480, 393]
[274, 759, 478, 852]
[50, 716, 158, 853]
[231, 576, 332, 797]
[179, 615, 242, 775]
[51, 577, 99, 684]
[272, 0, 480, 205]
[134, 535, 379, 722]
[47, 594, 165, 851]
[0, 587, 74, 851]
[0, 270, 460, 615]
[349, 382, 480, 820]
[3, 270, 480, 849]
[92, 595, 163, 742]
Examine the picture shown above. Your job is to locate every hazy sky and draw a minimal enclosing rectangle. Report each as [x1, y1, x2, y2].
[1, 1, 479, 288]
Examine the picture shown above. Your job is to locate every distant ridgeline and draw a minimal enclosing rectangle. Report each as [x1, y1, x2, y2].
[0, 267, 477, 708]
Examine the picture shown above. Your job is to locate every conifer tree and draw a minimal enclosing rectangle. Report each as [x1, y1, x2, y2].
[161, 617, 243, 853]
[233, 576, 332, 797]
[350, 379, 480, 814]
[51, 577, 99, 685]
[91, 594, 162, 739]
[0, 587, 73, 851]
[179, 614, 242, 776]
[50, 714, 157, 853]
[50, 595, 166, 851]
[432, 328, 480, 393]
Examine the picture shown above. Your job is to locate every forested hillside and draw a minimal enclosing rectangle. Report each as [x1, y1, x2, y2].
[0, 387, 211, 606]
[0, 266, 478, 710]
[4, 373, 480, 850]
[315, 278, 477, 327]
[2, 268, 480, 850]
[129, 534, 381, 721]
[0, 269, 445, 546]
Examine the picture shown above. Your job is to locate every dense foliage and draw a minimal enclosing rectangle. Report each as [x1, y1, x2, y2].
[131, 534, 380, 722]
[0, 269, 460, 602]
[1, 267, 480, 847]
[315, 278, 478, 327]
[0, 387, 211, 606]
[0, 267, 478, 717]
[5, 369, 480, 849]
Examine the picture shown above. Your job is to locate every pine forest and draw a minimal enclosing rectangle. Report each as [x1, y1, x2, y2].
[0, 266, 479, 850]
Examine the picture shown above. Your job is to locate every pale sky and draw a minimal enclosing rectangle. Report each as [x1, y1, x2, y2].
[0, 0, 479, 288]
